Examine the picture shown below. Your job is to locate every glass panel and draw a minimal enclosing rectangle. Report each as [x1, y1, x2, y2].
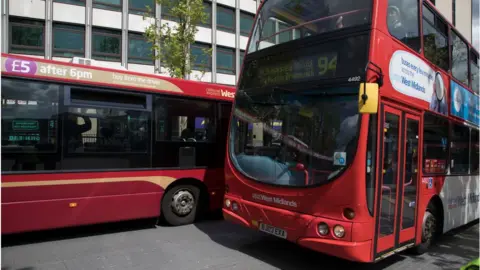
[379, 112, 400, 237]
[53, 24, 85, 57]
[471, 53, 479, 94]
[128, 34, 153, 64]
[191, 43, 211, 70]
[217, 6, 235, 32]
[470, 129, 479, 174]
[54, 0, 85, 5]
[240, 13, 254, 36]
[200, 2, 212, 26]
[422, 7, 449, 71]
[278, 22, 292, 43]
[217, 48, 235, 74]
[1, 78, 60, 171]
[129, 0, 153, 11]
[451, 32, 469, 85]
[402, 118, 419, 229]
[387, 0, 421, 51]
[450, 124, 470, 174]
[10, 22, 44, 55]
[248, 0, 372, 54]
[93, 0, 121, 11]
[422, 114, 448, 173]
[92, 30, 121, 61]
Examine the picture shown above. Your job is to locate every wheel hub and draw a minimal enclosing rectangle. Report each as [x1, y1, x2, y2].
[171, 190, 195, 216]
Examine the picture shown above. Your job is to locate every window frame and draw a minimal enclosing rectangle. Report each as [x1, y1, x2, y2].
[216, 46, 235, 74]
[93, 0, 122, 12]
[129, 0, 155, 15]
[191, 42, 212, 71]
[52, 23, 85, 58]
[216, 5, 235, 33]
[9, 18, 45, 56]
[450, 29, 470, 87]
[240, 12, 254, 36]
[128, 32, 154, 65]
[92, 27, 122, 62]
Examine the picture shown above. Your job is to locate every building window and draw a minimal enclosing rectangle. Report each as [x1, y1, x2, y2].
[161, 3, 178, 22]
[53, 24, 85, 58]
[198, 1, 212, 27]
[240, 50, 245, 66]
[387, 0, 421, 51]
[92, 28, 121, 62]
[128, 33, 153, 65]
[450, 123, 470, 174]
[262, 19, 276, 43]
[129, 0, 154, 15]
[278, 21, 292, 43]
[217, 46, 235, 74]
[54, 0, 85, 5]
[93, 0, 122, 12]
[9, 18, 44, 56]
[191, 42, 211, 71]
[217, 5, 235, 33]
[422, 113, 449, 174]
[451, 31, 469, 86]
[240, 12, 254, 36]
[1, 78, 60, 172]
[422, 4, 449, 71]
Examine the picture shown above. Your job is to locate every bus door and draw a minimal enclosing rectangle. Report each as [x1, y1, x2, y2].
[374, 104, 420, 259]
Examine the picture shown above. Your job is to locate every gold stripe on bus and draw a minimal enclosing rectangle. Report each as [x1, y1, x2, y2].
[1, 176, 177, 189]
[1, 56, 184, 93]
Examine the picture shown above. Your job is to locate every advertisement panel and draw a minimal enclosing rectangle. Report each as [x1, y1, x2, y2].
[450, 80, 480, 126]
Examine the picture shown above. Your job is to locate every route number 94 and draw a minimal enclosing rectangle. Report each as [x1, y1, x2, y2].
[318, 56, 337, 76]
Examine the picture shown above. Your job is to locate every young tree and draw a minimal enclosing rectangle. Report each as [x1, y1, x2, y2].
[143, 0, 212, 79]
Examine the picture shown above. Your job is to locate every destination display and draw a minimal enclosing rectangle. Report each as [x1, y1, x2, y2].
[239, 34, 369, 89]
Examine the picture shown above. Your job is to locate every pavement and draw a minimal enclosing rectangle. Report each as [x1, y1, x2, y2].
[1, 217, 478, 270]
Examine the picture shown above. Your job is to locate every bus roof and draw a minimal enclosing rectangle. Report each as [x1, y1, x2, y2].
[1, 53, 236, 102]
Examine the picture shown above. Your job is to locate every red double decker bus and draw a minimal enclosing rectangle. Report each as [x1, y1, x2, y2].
[223, 0, 479, 263]
[1, 53, 236, 234]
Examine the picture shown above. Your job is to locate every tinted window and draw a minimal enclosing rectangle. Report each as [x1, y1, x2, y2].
[191, 42, 212, 71]
[471, 51, 479, 94]
[451, 31, 469, 85]
[161, 3, 178, 22]
[217, 6, 235, 33]
[92, 28, 121, 62]
[240, 12, 254, 36]
[62, 88, 151, 170]
[422, 4, 449, 71]
[450, 123, 470, 174]
[153, 97, 217, 168]
[471, 129, 479, 174]
[387, 0, 421, 51]
[199, 1, 212, 27]
[128, 33, 153, 65]
[278, 22, 292, 43]
[217, 47, 235, 74]
[9, 18, 44, 56]
[129, 0, 154, 14]
[93, 0, 121, 11]
[2, 79, 60, 171]
[248, 0, 372, 54]
[53, 23, 85, 58]
[423, 113, 448, 173]
[54, 0, 85, 5]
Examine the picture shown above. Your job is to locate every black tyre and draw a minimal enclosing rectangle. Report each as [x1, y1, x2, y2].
[411, 207, 438, 254]
[161, 185, 200, 226]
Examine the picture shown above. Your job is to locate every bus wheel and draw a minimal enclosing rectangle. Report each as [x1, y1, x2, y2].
[411, 208, 437, 254]
[161, 185, 200, 226]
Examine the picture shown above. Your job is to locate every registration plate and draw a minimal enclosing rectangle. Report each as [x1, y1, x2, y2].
[258, 223, 287, 239]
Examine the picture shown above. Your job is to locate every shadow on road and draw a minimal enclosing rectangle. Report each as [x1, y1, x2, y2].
[194, 218, 479, 270]
[1, 218, 158, 248]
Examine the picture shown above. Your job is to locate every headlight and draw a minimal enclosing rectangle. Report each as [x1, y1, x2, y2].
[232, 202, 239, 211]
[333, 225, 345, 238]
[225, 199, 231, 208]
[318, 222, 329, 236]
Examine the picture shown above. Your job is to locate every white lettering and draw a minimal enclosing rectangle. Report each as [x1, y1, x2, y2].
[12, 60, 30, 73]
[70, 68, 93, 80]
[221, 89, 235, 98]
[252, 193, 298, 208]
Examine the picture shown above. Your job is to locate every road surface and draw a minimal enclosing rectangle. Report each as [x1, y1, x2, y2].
[2, 218, 478, 270]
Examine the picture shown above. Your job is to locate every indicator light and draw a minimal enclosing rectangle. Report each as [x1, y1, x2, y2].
[232, 202, 239, 211]
[343, 208, 355, 220]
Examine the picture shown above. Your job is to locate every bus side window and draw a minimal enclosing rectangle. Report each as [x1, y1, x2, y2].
[450, 123, 470, 174]
[422, 113, 449, 174]
[387, 0, 421, 52]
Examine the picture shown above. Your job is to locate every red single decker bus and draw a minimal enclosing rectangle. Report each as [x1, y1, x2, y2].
[1, 53, 236, 234]
[223, 0, 479, 263]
